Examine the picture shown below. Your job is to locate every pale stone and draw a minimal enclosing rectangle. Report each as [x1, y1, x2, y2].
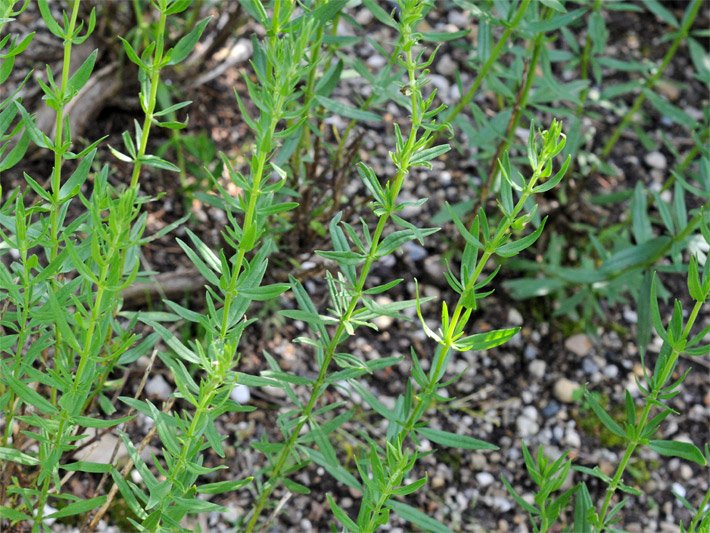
[230, 384, 250, 404]
[553, 378, 581, 404]
[645, 151, 667, 170]
[145, 374, 172, 400]
[565, 333, 593, 357]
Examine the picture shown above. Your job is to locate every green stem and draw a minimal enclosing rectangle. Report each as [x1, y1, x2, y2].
[129, 9, 167, 190]
[596, 298, 705, 528]
[445, 0, 532, 125]
[48, 0, 81, 262]
[2, 240, 34, 447]
[576, 0, 602, 117]
[601, 0, 702, 158]
[290, 1, 324, 180]
[245, 41, 423, 533]
[474, 12, 547, 217]
[396, 159, 548, 474]
[688, 487, 710, 531]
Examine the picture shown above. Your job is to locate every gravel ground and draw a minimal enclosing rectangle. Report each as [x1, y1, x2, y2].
[4, 2, 709, 532]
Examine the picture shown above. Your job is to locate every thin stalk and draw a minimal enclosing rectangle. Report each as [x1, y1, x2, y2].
[129, 9, 168, 190]
[48, 0, 81, 262]
[576, 0, 602, 117]
[398, 156, 550, 461]
[601, 0, 702, 158]
[473, 14, 547, 217]
[445, 0, 532, 124]
[245, 42, 424, 533]
[2, 235, 34, 447]
[689, 487, 710, 531]
[290, 0, 324, 180]
[596, 297, 704, 527]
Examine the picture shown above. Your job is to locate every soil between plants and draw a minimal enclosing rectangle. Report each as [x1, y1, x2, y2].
[3, 2, 709, 532]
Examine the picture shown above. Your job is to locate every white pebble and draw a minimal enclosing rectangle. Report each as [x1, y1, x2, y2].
[553, 378, 581, 404]
[507, 308, 524, 326]
[230, 384, 251, 404]
[645, 151, 667, 170]
[476, 471, 495, 487]
[528, 360, 547, 380]
[436, 54, 458, 77]
[145, 375, 172, 400]
[672, 482, 686, 500]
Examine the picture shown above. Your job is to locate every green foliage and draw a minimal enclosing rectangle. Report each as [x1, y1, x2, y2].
[0, 0, 707, 531]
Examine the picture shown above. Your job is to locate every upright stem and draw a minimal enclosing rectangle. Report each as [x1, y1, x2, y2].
[245, 41, 423, 533]
[49, 0, 81, 262]
[129, 10, 168, 190]
[601, 0, 702, 158]
[473, 12, 547, 217]
[445, 0, 531, 124]
[596, 298, 704, 527]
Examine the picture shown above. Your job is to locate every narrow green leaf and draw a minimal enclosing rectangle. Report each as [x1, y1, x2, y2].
[327, 493, 358, 531]
[585, 390, 625, 438]
[387, 500, 453, 533]
[47, 496, 107, 519]
[649, 440, 707, 466]
[167, 17, 210, 65]
[315, 95, 381, 122]
[67, 49, 97, 96]
[416, 427, 498, 450]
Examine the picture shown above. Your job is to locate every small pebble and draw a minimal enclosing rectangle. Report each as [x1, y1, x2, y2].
[553, 378, 581, 404]
[523, 344, 539, 360]
[403, 241, 427, 262]
[541, 401, 561, 418]
[623, 308, 638, 323]
[645, 151, 667, 170]
[476, 471, 495, 487]
[582, 357, 599, 374]
[373, 296, 395, 330]
[603, 365, 619, 379]
[230, 384, 251, 404]
[516, 412, 539, 438]
[145, 375, 172, 400]
[671, 482, 686, 500]
[565, 334, 593, 357]
[507, 308, 524, 326]
[436, 53, 457, 76]
[528, 360, 546, 380]
[679, 464, 693, 480]
[448, 10, 469, 28]
[565, 428, 581, 448]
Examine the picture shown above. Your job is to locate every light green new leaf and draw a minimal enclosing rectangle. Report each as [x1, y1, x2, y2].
[456, 327, 520, 352]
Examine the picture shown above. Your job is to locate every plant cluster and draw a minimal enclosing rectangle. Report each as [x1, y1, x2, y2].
[0, 0, 707, 532]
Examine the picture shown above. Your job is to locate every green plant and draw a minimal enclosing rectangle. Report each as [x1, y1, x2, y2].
[0, 1, 707, 531]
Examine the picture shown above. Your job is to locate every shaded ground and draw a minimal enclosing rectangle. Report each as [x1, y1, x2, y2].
[3, 1, 709, 532]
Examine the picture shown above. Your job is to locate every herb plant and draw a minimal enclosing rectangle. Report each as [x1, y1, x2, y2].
[0, 0, 707, 531]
